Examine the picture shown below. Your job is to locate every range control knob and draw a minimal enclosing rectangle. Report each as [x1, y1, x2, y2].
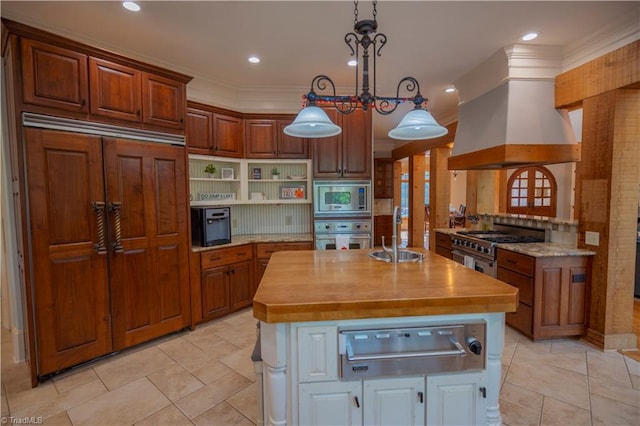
[467, 338, 483, 355]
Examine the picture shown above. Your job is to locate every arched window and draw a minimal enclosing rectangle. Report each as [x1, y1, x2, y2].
[507, 166, 557, 217]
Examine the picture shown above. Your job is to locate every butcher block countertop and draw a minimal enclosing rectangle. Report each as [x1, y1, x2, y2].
[252, 249, 518, 323]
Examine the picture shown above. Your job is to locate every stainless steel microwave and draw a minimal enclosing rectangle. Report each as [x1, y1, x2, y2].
[313, 180, 371, 217]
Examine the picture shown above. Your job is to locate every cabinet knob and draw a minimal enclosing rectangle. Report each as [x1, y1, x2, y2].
[136, 109, 141, 116]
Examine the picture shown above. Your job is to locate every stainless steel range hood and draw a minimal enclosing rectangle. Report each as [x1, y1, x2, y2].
[449, 45, 580, 170]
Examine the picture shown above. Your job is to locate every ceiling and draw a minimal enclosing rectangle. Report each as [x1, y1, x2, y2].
[2, 1, 638, 149]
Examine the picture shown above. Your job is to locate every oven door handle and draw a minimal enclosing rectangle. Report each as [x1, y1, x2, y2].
[347, 341, 467, 361]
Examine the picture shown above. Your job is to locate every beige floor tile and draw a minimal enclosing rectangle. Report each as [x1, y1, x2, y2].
[506, 345, 590, 409]
[502, 338, 518, 366]
[184, 331, 245, 354]
[550, 338, 600, 354]
[42, 410, 73, 425]
[94, 346, 176, 391]
[225, 382, 258, 424]
[499, 398, 540, 426]
[219, 346, 257, 381]
[67, 377, 170, 425]
[500, 382, 544, 412]
[147, 363, 205, 402]
[158, 336, 231, 372]
[587, 350, 633, 387]
[5, 380, 58, 414]
[135, 404, 195, 426]
[11, 379, 107, 420]
[175, 371, 251, 419]
[52, 368, 98, 394]
[589, 375, 640, 408]
[193, 401, 248, 426]
[214, 324, 259, 349]
[539, 396, 591, 426]
[590, 393, 640, 426]
[191, 360, 235, 385]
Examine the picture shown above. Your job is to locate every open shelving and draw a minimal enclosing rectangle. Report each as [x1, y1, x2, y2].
[189, 154, 312, 206]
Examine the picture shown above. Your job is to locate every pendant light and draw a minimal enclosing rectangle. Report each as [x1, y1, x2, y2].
[285, 0, 447, 141]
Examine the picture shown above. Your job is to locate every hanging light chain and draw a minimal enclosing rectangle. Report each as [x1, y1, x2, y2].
[353, 0, 358, 26]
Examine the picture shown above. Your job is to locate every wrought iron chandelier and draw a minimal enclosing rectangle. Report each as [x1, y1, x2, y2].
[284, 0, 448, 140]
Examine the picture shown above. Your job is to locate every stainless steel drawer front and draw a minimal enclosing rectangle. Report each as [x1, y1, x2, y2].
[338, 323, 485, 379]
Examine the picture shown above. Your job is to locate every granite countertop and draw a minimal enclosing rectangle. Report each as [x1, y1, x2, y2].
[496, 242, 596, 257]
[192, 233, 313, 252]
[253, 249, 518, 323]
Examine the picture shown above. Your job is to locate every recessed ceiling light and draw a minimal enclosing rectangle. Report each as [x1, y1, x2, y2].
[248, 56, 260, 64]
[521, 32, 539, 41]
[444, 86, 456, 93]
[348, 60, 357, 67]
[122, 1, 141, 12]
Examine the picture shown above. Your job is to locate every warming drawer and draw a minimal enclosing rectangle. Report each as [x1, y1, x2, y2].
[338, 323, 485, 379]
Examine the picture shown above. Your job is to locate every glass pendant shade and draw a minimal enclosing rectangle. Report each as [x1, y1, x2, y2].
[387, 109, 448, 140]
[283, 106, 342, 138]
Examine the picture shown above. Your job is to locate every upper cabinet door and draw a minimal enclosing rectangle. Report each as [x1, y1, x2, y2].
[21, 39, 89, 112]
[312, 109, 342, 178]
[277, 119, 309, 159]
[142, 72, 186, 129]
[186, 107, 213, 154]
[89, 57, 142, 123]
[245, 119, 277, 158]
[212, 113, 244, 158]
[341, 108, 372, 179]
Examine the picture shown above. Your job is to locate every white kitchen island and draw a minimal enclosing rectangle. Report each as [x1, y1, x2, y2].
[253, 249, 518, 426]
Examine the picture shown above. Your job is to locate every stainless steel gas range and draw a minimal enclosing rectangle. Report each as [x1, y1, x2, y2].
[451, 226, 545, 277]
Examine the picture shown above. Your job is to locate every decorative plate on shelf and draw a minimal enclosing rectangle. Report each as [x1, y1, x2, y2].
[287, 175, 306, 180]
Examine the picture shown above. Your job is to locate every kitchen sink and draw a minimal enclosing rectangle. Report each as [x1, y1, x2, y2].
[369, 250, 425, 263]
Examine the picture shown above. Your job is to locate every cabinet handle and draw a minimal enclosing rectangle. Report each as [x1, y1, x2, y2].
[479, 387, 487, 399]
[507, 259, 517, 264]
[109, 202, 124, 254]
[418, 391, 424, 404]
[354, 396, 360, 408]
[208, 256, 221, 261]
[92, 201, 107, 255]
[237, 252, 247, 256]
[136, 109, 141, 116]
[81, 99, 86, 107]
[180, 117, 184, 123]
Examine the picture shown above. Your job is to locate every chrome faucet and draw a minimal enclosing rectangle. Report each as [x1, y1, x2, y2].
[382, 206, 402, 263]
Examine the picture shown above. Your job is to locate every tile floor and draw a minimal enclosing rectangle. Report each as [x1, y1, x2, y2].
[2, 308, 639, 425]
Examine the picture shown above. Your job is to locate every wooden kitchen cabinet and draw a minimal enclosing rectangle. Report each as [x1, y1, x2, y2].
[20, 38, 89, 112]
[24, 128, 191, 375]
[186, 106, 213, 154]
[312, 108, 372, 179]
[276, 119, 309, 158]
[90, 57, 186, 129]
[212, 113, 244, 157]
[374, 215, 393, 246]
[374, 158, 394, 198]
[434, 231, 453, 259]
[186, 103, 244, 157]
[89, 57, 142, 123]
[497, 248, 589, 340]
[199, 244, 254, 322]
[245, 118, 309, 159]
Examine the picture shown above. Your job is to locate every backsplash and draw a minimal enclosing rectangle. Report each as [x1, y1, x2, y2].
[225, 204, 313, 235]
[483, 213, 579, 246]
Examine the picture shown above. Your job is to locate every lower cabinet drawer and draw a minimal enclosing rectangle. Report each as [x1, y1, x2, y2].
[497, 267, 533, 305]
[201, 245, 252, 269]
[506, 302, 533, 338]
